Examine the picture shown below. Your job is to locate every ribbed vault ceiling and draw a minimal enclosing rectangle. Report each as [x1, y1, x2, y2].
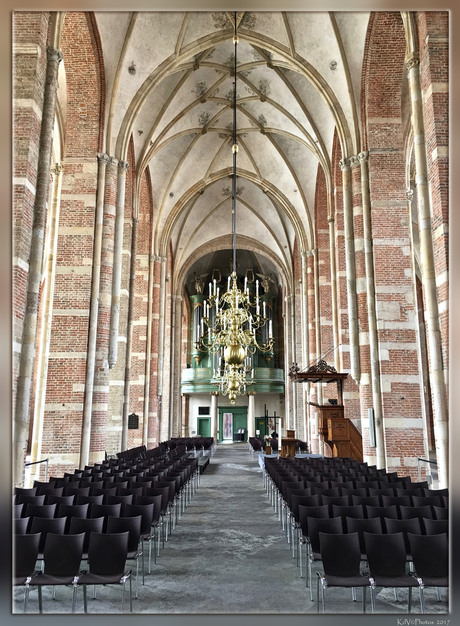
[92, 10, 370, 291]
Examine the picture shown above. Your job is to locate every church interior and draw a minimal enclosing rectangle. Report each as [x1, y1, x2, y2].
[12, 8, 451, 616]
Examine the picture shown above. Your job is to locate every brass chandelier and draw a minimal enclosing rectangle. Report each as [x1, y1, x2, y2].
[195, 14, 274, 403]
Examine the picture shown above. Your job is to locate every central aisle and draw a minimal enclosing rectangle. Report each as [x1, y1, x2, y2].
[136, 442, 309, 614]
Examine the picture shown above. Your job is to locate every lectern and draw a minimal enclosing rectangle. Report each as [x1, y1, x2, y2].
[280, 428, 297, 458]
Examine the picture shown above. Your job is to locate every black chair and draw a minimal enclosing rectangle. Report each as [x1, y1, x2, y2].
[57, 503, 89, 530]
[67, 516, 104, 560]
[40, 486, 64, 499]
[423, 487, 448, 499]
[46, 494, 75, 506]
[408, 532, 448, 612]
[91, 486, 118, 498]
[76, 531, 132, 613]
[344, 516, 383, 560]
[105, 493, 134, 510]
[364, 532, 420, 613]
[24, 503, 57, 520]
[30, 516, 67, 558]
[88, 502, 122, 530]
[396, 487, 424, 498]
[13, 503, 24, 518]
[143, 486, 170, 548]
[17, 494, 45, 507]
[134, 494, 164, 567]
[63, 485, 91, 498]
[381, 495, 411, 509]
[14, 532, 41, 612]
[412, 495, 443, 509]
[433, 506, 448, 520]
[31, 532, 85, 613]
[351, 495, 380, 508]
[106, 515, 143, 597]
[123, 502, 155, 580]
[365, 504, 398, 521]
[14, 487, 37, 501]
[14, 516, 30, 534]
[400, 505, 434, 521]
[422, 518, 448, 535]
[331, 504, 365, 530]
[368, 487, 396, 500]
[75, 494, 104, 506]
[317, 532, 371, 613]
[306, 516, 343, 599]
[383, 517, 422, 563]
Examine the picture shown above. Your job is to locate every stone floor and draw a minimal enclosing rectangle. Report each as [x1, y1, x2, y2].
[12, 443, 450, 621]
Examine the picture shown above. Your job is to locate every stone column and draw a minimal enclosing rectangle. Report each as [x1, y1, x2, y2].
[30, 162, 63, 479]
[156, 256, 168, 437]
[339, 157, 360, 384]
[109, 159, 129, 368]
[121, 216, 138, 452]
[182, 394, 190, 437]
[13, 47, 63, 486]
[79, 153, 109, 468]
[168, 294, 183, 438]
[328, 216, 340, 372]
[143, 254, 155, 446]
[210, 392, 219, 441]
[300, 252, 309, 441]
[288, 293, 297, 430]
[359, 151, 386, 468]
[247, 392, 256, 438]
[406, 53, 448, 488]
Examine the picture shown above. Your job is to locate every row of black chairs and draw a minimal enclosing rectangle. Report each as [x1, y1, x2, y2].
[263, 455, 448, 611]
[14, 447, 202, 611]
[15, 530, 134, 613]
[315, 530, 448, 613]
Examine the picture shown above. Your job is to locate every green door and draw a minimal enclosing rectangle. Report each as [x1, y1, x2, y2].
[197, 417, 211, 437]
[218, 407, 247, 442]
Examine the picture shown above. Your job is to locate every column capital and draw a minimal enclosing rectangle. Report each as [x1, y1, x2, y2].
[153, 255, 167, 263]
[247, 391, 256, 396]
[118, 160, 129, 172]
[50, 162, 63, 175]
[406, 188, 414, 202]
[349, 155, 360, 167]
[211, 391, 220, 397]
[405, 53, 420, 72]
[46, 47, 63, 63]
[107, 156, 118, 167]
[339, 157, 352, 170]
[358, 151, 369, 163]
[97, 152, 110, 165]
[327, 215, 334, 223]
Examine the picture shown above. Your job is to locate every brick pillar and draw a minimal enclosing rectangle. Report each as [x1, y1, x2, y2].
[14, 47, 63, 486]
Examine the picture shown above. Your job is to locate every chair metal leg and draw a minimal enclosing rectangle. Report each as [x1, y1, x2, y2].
[363, 585, 367, 613]
[38, 586, 42, 613]
[408, 586, 412, 613]
[83, 585, 88, 613]
[419, 586, 426, 613]
[369, 580, 376, 613]
[316, 575, 320, 613]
